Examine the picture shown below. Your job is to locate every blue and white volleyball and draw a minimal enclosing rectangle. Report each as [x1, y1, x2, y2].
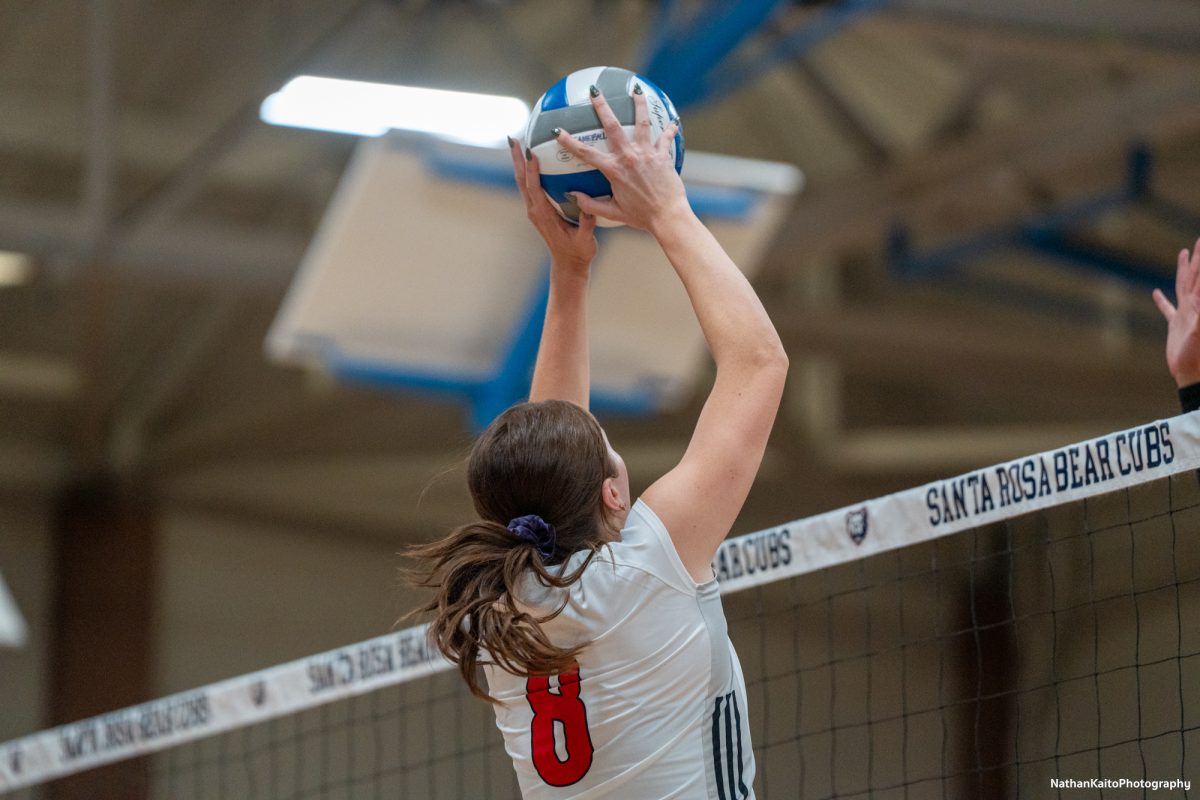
[523, 66, 683, 227]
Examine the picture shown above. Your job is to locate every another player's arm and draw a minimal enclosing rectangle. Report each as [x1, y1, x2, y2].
[557, 89, 787, 583]
[1152, 238, 1200, 412]
[507, 137, 599, 410]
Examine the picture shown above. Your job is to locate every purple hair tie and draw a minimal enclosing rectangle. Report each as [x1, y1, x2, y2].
[507, 514, 556, 560]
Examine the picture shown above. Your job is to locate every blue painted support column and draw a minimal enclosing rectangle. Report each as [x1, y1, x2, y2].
[470, 258, 553, 431]
[467, 250, 670, 428]
[1126, 142, 1152, 200]
[643, 0, 788, 108]
[1135, 146, 1200, 233]
[639, 0, 684, 73]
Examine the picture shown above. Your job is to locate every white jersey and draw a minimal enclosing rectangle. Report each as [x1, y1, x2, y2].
[484, 499, 755, 800]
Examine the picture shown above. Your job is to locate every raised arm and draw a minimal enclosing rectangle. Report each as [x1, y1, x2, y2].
[557, 88, 788, 582]
[507, 137, 599, 409]
[640, 214, 788, 582]
[1153, 238, 1200, 412]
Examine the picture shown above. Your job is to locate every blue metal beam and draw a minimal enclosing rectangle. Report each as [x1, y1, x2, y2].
[642, 0, 886, 109]
[889, 220, 1021, 280]
[642, 0, 788, 108]
[638, 0, 685, 74]
[892, 142, 1161, 286]
[951, 274, 1165, 341]
[704, 0, 889, 105]
[888, 144, 1185, 293]
[1148, 196, 1200, 236]
[890, 192, 1166, 288]
[1019, 231, 1171, 292]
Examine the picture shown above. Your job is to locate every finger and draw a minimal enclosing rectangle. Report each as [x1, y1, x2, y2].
[576, 210, 598, 238]
[523, 154, 571, 223]
[589, 88, 629, 153]
[1178, 247, 1191, 300]
[555, 128, 609, 169]
[524, 149, 543, 199]
[573, 192, 624, 224]
[531, 184, 568, 224]
[508, 137, 532, 207]
[655, 121, 678, 155]
[1191, 238, 1200, 291]
[1153, 288, 1177, 321]
[632, 83, 651, 148]
[1180, 240, 1200, 293]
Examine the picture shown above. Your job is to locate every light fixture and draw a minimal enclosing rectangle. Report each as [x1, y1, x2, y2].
[260, 76, 529, 148]
[0, 251, 34, 287]
[0, 570, 26, 648]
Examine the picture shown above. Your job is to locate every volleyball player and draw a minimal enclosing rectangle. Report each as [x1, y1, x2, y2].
[1153, 239, 1200, 414]
[409, 86, 786, 799]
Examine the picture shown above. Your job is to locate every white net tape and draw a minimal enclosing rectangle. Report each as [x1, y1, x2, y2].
[2, 412, 1197, 794]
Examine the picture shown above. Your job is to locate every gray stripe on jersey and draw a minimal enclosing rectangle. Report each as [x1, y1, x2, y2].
[699, 582, 732, 694]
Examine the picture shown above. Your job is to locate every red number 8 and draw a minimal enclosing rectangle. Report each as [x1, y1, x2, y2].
[527, 665, 594, 786]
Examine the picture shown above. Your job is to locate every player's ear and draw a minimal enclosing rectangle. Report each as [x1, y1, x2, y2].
[600, 477, 623, 513]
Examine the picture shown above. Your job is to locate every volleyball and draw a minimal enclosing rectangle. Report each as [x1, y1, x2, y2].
[523, 66, 684, 227]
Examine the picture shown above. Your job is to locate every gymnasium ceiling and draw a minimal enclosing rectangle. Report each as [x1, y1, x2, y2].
[2, 0, 1200, 538]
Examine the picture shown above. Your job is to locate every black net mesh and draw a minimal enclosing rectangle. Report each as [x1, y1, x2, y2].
[6, 473, 1199, 799]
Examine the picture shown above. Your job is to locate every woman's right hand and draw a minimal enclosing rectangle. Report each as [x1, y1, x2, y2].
[1153, 238, 1200, 388]
[508, 136, 598, 274]
[552, 86, 692, 235]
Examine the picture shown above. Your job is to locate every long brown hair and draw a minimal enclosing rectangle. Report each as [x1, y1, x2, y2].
[406, 400, 617, 701]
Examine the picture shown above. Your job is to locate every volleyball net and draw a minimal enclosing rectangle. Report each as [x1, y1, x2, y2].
[3, 413, 1199, 798]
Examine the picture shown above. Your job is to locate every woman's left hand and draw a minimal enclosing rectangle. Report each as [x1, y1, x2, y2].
[508, 137, 598, 273]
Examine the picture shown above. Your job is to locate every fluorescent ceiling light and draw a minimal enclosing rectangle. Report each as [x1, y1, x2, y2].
[0, 569, 27, 648]
[0, 251, 33, 287]
[260, 76, 529, 147]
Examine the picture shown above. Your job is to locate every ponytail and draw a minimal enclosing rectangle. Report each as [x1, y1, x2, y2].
[406, 399, 618, 701]
[405, 520, 600, 702]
